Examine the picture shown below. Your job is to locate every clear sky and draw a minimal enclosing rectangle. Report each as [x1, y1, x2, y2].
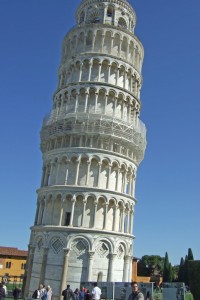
[0, 0, 200, 266]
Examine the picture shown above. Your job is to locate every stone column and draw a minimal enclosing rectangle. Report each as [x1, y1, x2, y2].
[116, 68, 120, 86]
[104, 94, 108, 113]
[113, 98, 117, 117]
[130, 74, 133, 93]
[81, 199, 87, 227]
[108, 64, 111, 82]
[75, 159, 80, 185]
[106, 164, 112, 189]
[123, 169, 127, 193]
[93, 201, 98, 228]
[86, 160, 91, 186]
[119, 39, 122, 56]
[103, 203, 108, 230]
[39, 247, 49, 284]
[40, 166, 46, 187]
[59, 200, 64, 226]
[126, 210, 130, 234]
[56, 159, 62, 185]
[108, 253, 117, 281]
[123, 255, 130, 282]
[84, 92, 89, 112]
[115, 168, 119, 191]
[44, 165, 49, 186]
[87, 251, 95, 281]
[74, 93, 79, 112]
[91, 33, 95, 51]
[121, 101, 124, 119]
[120, 207, 125, 232]
[100, 35, 105, 52]
[128, 256, 133, 282]
[34, 202, 40, 225]
[98, 63, 102, 81]
[129, 209, 134, 234]
[94, 92, 98, 112]
[60, 248, 70, 300]
[88, 62, 92, 81]
[69, 197, 76, 226]
[124, 71, 127, 89]
[103, 7, 106, 24]
[97, 162, 102, 187]
[79, 63, 83, 82]
[83, 34, 86, 51]
[127, 103, 131, 123]
[24, 245, 35, 297]
[41, 198, 47, 225]
[113, 205, 118, 232]
[64, 160, 70, 185]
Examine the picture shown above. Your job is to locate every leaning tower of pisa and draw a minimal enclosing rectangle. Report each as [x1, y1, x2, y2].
[24, 0, 146, 298]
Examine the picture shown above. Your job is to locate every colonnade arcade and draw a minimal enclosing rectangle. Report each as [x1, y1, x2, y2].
[35, 192, 135, 235]
[77, 0, 136, 33]
[62, 28, 143, 71]
[50, 87, 141, 125]
[41, 154, 136, 197]
[30, 233, 133, 284]
[58, 57, 142, 97]
[41, 129, 145, 165]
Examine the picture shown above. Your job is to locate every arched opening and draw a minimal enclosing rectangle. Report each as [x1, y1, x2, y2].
[118, 18, 127, 29]
[97, 272, 103, 282]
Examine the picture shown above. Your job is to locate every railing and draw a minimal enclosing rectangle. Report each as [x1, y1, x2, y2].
[42, 105, 146, 137]
[41, 114, 146, 150]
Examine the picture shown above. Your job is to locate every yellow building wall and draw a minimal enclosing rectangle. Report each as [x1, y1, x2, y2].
[0, 257, 27, 281]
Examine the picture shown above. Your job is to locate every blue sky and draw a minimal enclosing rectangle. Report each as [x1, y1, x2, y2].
[0, 0, 200, 266]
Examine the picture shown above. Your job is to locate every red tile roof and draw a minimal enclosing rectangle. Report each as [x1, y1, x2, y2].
[0, 247, 28, 257]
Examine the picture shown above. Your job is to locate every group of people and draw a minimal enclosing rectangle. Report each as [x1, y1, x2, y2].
[62, 283, 101, 300]
[32, 284, 52, 300]
[62, 282, 145, 300]
[0, 281, 21, 300]
[0, 282, 7, 300]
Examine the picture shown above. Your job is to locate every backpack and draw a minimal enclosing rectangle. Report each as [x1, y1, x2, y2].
[32, 290, 38, 299]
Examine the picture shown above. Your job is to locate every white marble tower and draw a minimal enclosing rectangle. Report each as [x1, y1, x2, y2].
[24, 0, 146, 298]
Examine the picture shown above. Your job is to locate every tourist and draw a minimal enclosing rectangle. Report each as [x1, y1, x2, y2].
[128, 282, 144, 300]
[84, 290, 92, 300]
[46, 286, 52, 300]
[13, 287, 21, 300]
[92, 283, 101, 300]
[1, 282, 7, 297]
[0, 283, 6, 300]
[74, 288, 79, 300]
[62, 284, 74, 300]
[78, 287, 85, 300]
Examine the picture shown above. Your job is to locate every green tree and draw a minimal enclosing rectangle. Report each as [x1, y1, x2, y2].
[137, 255, 164, 276]
[178, 257, 185, 282]
[184, 255, 189, 285]
[185, 248, 194, 286]
[169, 263, 174, 282]
[188, 248, 194, 261]
[163, 252, 170, 282]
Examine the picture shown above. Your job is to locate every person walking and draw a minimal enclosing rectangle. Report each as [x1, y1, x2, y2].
[92, 283, 101, 300]
[128, 282, 144, 300]
[0, 283, 6, 300]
